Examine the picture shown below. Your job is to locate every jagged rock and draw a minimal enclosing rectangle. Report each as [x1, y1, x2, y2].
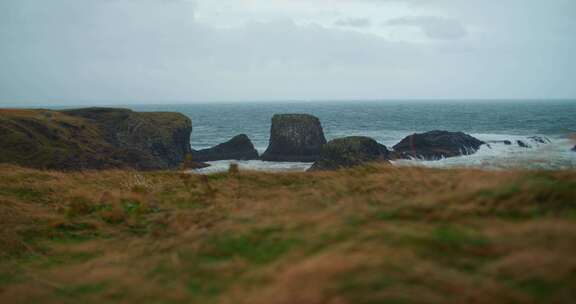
[528, 136, 551, 144]
[486, 140, 512, 146]
[0, 107, 193, 170]
[193, 134, 259, 162]
[517, 140, 530, 148]
[392, 130, 485, 160]
[261, 114, 327, 162]
[309, 136, 390, 171]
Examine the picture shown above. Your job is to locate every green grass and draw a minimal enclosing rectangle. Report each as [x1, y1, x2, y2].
[196, 227, 300, 265]
[1, 165, 576, 303]
[0, 186, 48, 203]
[56, 282, 108, 297]
[25, 251, 101, 269]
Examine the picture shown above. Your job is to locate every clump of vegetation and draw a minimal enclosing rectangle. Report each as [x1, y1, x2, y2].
[180, 153, 196, 170]
[1, 163, 576, 303]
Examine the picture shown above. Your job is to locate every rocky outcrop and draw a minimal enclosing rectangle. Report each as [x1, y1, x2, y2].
[309, 137, 390, 171]
[0, 107, 193, 170]
[193, 134, 259, 162]
[392, 130, 485, 160]
[572, 145, 576, 152]
[517, 140, 530, 148]
[528, 136, 551, 144]
[261, 114, 327, 162]
[511, 136, 552, 149]
[487, 140, 512, 145]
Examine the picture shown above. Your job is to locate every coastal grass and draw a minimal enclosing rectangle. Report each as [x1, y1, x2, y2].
[0, 164, 576, 303]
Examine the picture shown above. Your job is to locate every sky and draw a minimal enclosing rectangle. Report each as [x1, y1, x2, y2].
[0, 0, 575, 105]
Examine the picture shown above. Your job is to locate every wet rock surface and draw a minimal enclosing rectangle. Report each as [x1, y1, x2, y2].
[193, 134, 259, 162]
[309, 136, 390, 171]
[392, 130, 485, 160]
[517, 140, 530, 148]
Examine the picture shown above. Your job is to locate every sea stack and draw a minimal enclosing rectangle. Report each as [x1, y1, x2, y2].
[193, 134, 259, 161]
[309, 136, 390, 171]
[261, 114, 327, 162]
[392, 130, 485, 160]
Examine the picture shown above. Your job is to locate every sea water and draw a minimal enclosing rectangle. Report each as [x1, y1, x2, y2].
[129, 100, 576, 172]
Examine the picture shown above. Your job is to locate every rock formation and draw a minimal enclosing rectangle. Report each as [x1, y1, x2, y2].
[527, 136, 551, 144]
[261, 114, 327, 162]
[0, 107, 193, 170]
[517, 140, 530, 148]
[309, 136, 390, 171]
[392, 130, 485, 160]
[486, 140, 512, 145]
[193, 134, 259, 162]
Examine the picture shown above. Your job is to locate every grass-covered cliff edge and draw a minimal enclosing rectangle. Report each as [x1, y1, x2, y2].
[0, 108, 192, 170]
[1, 164, 575, 303]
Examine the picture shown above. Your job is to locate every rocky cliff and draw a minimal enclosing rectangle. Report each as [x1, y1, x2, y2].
[261, 114, 327, 162]
[0, 108, 192, 170]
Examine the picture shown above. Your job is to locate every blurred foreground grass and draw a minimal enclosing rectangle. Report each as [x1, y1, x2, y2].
[1, 164, 575, 303]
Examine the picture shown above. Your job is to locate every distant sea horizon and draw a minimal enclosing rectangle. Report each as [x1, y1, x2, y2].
[2, 98, 576, 108]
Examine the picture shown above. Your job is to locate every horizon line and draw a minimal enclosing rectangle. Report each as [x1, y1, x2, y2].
[1, 98, 576, 108]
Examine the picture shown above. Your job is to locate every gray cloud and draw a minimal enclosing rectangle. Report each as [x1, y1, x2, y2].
[385, 16, 467, 40]
[0, 0, 575, 104]
[334, 18, 372, 28]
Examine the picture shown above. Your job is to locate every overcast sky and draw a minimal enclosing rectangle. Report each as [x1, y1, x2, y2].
[0, 0, 575, 105]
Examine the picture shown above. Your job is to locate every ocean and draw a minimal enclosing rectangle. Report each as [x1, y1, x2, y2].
[91, 101, 576, 172]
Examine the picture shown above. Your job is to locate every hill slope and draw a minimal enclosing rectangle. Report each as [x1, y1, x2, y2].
[1, 164, 575, 303]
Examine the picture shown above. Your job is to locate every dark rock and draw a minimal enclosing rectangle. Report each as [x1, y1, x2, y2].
[486, 140, 512, 145]
[193, 134, 259, 162]
[572, 145, 576, 152]
[528, 136, 551, 144]
[392, 130, 485, 160]
[309, 137, 390, 171]
[261, 114, 327, 162]
[517, 140, 530, 148]
[0, 107, 193, 170]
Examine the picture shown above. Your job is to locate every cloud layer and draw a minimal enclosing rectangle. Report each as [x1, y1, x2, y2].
[385, 16, 467, 40]
[0, 0, 575, 104]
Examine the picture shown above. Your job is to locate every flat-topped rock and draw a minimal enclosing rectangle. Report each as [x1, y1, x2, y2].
[193, 134, 259, 162]
[392, 130, 485, 160]
[0, 107, 193, 170]
[309, 136, 390, 171]
[261, 114, 327, 162]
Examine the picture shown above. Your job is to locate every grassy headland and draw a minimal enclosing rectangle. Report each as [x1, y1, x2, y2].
[1, 164, 575, 303]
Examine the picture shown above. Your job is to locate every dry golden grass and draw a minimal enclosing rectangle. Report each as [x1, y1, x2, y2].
[0, 163, 575, 303]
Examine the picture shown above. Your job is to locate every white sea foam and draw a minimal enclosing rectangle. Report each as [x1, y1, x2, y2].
[393, 134, 576, 170]
[193, 160, 313, 174]
[192, 134, 575, 174]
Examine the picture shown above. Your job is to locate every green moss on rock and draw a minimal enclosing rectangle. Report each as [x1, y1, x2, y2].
[0, 108, 192, 170]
